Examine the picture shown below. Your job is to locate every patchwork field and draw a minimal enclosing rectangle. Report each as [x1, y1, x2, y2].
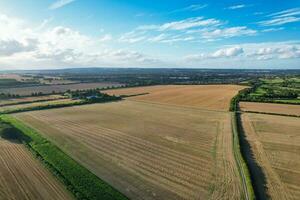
[0, 82, 122, 95]
[240, 102, 300, 116]
[15, 100, 243, 200]
[104, 85, 246, 111]
[0, 138, 72, 200]
[241, 113, 300, 200]
[0, 99, 80, 113]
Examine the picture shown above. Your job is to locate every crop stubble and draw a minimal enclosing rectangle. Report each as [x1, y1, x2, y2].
[241, 113, 300, 200]
[240, 102, 300, 116]
[15, 100, 243, 200]
[104, 85, 246, 111]
[0, 139, 73, 200]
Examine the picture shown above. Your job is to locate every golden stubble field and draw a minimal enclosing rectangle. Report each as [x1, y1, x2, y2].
[104, 85, 246, 111]
[241, 113, 300, 200]
[240, 102, 300, 116]
[0, 138, 72, 200]
[15, 100, 243, 200]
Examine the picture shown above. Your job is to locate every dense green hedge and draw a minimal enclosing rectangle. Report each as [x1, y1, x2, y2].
[0, 115, 128, 200]
[242, 110, 300, 118]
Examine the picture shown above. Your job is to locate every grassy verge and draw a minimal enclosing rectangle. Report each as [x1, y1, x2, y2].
[0, 115, 128, 200]
[231, 112, 255, 200]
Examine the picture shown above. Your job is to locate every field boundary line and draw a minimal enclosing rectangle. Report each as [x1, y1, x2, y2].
[231, 112, 255, 200]
[240, 110, 300, 118]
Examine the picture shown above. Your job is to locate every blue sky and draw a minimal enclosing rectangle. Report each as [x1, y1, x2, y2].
[0, 0, 300, 69]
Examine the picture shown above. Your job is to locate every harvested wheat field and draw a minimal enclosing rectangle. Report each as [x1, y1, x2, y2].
[0, 138, 73, 200]
[0, 95, 65, 107]
[0, 82, 122, 95]
[15, 100, 244, 200]
[240, 102, 300, 116]
[104, 85, 246, 111]
[0, 99, 80, 113]
[241, 113, 300, 200]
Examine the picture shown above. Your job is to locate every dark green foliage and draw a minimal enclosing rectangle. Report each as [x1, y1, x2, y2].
[0, 116, 128, 200]
[67, 89, 121, 102]
[239, 77, 300, 105]
[0, 122, 21, 141]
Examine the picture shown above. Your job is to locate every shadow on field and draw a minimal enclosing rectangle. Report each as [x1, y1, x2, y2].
[237, 113, 269, 200]
[0, 121, 31, 144]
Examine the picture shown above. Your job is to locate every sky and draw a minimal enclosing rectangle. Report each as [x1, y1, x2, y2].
[0, 0, 300, 70]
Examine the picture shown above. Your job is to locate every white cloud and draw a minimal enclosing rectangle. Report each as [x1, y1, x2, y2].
[137, 17, 221, 31]
[258, 7, 300, 26]
[211, 47, 244, 58]
[160, 17, 220, 31]
[169, 4, 208, 13]
[249, 46, 300, 60]
[185, 41, 300, 63]
[120, 16, 257, 44]
[261, 27, 284, 32]
[0, 39, 37, 56]
[200, 26, 257, 40]
[119, 31, 146, 43]
[185, 46, 244, 61]
[99, 34, 112, 42]
[227, 4, 246, 10]
[49, 0, 76, 10]
[258, 17, 300, 26]
[0, 13, 160, 69]
[268, 8, 300, 18]
[182, 4, 208, 11]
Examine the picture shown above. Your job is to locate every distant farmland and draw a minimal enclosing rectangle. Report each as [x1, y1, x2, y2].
[104, 85, 246, 111]
[0, 98, 80, 113]
[0, 138, 72, 200]
[0, 82, 122, 95]
[240, 102, 300, 116]
[0, 95, 65, 107]
[241, 113, 300, 200]
[15, 100, 243, 200]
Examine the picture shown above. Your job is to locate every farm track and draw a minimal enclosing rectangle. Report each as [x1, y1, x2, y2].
[0, 139, 72, 200]
[16, 100, 244, 199]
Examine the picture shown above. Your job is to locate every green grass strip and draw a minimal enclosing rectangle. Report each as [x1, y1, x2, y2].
[0, 115, 128, 200]
[231, 112, 255, 200]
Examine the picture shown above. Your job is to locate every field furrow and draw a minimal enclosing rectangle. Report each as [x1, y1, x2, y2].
[15, 100, 244, 199]
[0, 139, 73, 200]
[241, 113, 300, 200]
